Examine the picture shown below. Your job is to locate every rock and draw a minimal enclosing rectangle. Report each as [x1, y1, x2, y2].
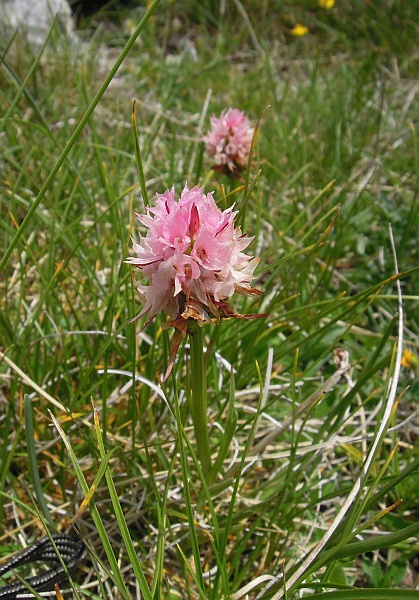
[0, 0, 78, 51]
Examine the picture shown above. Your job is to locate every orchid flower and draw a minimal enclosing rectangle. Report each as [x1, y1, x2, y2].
[203, 108, 254, 176]
[127, 184, 266, 380]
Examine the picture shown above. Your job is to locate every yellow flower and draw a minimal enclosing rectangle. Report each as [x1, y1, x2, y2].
[291, 24, 309, 37]
[401, 348, 419, 371]
[319, 0, 335, 7]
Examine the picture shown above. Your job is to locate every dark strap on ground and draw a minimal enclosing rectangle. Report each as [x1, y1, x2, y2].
[0, 533, 86, 599]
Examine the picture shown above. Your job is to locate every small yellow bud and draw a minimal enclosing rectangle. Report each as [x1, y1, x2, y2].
[291, 24, 309, 37]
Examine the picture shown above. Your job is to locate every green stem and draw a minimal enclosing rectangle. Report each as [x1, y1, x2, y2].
[190, 326, 212, 479]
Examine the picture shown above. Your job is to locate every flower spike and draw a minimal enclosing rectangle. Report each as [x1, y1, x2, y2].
[127, 184, 267, 378]
[203, 108, 254, 177]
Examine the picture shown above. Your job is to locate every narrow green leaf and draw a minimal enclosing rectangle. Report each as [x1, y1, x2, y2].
[24, 395, 55, 529]
[49, 411, 131, 599]
[306, 590, 419, 600]
[332, 520, 419, 560]
[132, 99, 149, 207]
[210, 368, 238, 481]
[92, 404, 153, 600]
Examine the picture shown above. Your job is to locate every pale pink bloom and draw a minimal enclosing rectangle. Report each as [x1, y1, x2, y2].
[203, 108, 254, 176]
[127, 184, 264, 330]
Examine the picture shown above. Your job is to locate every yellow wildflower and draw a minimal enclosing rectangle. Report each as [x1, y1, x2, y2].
[291, 24, 309, 37]
[401, 348, 419, 371]
[319, 0, 335, 8]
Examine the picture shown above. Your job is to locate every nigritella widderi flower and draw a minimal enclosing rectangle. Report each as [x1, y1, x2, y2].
[203, 108, 254, 177]
[127, 184, 267, 378]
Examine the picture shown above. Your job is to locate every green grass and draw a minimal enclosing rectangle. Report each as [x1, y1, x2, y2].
[0, 1, 418, 598]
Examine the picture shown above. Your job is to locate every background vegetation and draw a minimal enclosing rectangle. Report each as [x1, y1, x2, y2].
[0, 0, 418, 598]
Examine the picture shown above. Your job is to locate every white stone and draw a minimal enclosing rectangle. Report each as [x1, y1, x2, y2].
[0, 0, 77, 51]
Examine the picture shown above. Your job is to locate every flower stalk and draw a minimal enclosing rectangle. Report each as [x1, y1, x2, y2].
[189, 325, 212, 480]
[127, 183, 268, 481]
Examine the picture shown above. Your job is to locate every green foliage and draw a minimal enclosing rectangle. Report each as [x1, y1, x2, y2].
[0, 0, 417, 598]
[362, 555, 406, 589]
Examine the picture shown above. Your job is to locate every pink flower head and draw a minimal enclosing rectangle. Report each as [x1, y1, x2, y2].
[203, 108, 254, 176]
[127, 185, 267, 378]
